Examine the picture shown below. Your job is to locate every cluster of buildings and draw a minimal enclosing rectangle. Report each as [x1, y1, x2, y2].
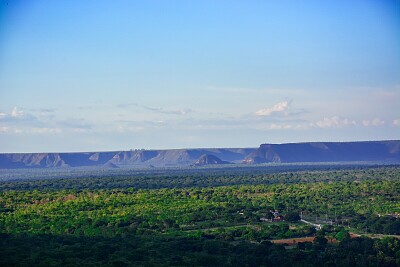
[260, 210, 284, 222]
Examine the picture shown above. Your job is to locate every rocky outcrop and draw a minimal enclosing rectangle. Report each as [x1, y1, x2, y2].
[193, 154, 229, 166]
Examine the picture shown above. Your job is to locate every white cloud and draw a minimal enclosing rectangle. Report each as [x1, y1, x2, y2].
[251, 121, 310, 131]
[255, 101, 289, 116]
[0, 106, 91, 135]
[362, 120, 370, 126]
[0, 107, 37, 123]
[371, 119, 385, 126]
[316, 117, 340, 128]
[393, 119, 400, 126]
[341, 118, 357, 126]
[315, 116, 356, 128]
[11, 107, 24, 118]
[362, 118, 385, 127]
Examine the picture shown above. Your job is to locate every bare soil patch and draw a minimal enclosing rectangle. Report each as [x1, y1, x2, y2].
[271, 236, 315, 245]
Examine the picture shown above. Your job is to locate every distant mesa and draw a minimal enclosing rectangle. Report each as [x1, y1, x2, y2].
[0, 140, 399, 169]
[193, 154, 229, 166]
[109, 150, 158, 165]
[243, 141, 400, 164]
[243, 144, 280, 164]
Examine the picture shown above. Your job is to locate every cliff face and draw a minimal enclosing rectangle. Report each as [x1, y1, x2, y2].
[1, 140, 399, 169]
[243, 141, 400, 164]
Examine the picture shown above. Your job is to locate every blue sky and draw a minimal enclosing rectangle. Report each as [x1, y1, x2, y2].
[0, 0, 399, 152]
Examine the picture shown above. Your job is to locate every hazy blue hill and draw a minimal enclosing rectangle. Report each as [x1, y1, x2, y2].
[0, 153, 67, 168]
[203, 148, 255, 163]
[0, 148, 255, 169]
[145, 149, 204, 166]
[0, 141, 399, 169]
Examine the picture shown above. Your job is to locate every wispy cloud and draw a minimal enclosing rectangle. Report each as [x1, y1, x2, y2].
[115, 125, 145, 133]
[393, 119, 400, 126]
[0, 126, 62, 135]
[0, 106, 39, 124]
[207, 86, 306, 95]
[117, 103, 192, 115]
[11, 107, 24, 118]
[28, 108, 56, 113]
[314, 116, 357, 128]
[141, 105, 192, 115]
[254, 101, 290, 116]
[0, 106, 93, 135]
[0, 107, 55, 134]
[29, 128, 62, 134]
[362, 118, 385, 127]
[252, 121, 310, 131]
[264, 123, 298, 130]
[313, 116, 392, 128]
[116, 103, 139, 108]
[57, 118, 92, 130]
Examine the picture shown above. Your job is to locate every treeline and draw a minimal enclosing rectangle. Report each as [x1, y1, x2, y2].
[350, 214, 400, 235]
[1, 231, 400, 266]
[1, 166, 399, 191]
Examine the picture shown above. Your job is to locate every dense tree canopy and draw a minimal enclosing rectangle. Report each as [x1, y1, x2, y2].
[1, 165, 400, 266]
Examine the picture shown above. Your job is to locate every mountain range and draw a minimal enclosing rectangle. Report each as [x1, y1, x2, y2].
[0, 140, 399, 169]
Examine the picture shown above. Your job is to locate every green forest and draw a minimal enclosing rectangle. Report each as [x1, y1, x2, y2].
[1, 166, 400, 266]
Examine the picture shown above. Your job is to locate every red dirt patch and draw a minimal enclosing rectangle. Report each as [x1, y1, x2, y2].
[271, 237, 315, 245]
